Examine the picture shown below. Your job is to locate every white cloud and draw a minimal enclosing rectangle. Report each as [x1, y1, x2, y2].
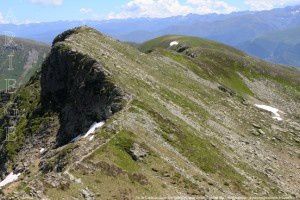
[245, 0, 300, 11]
[107, 0, 237, 19]
[0, 10, 39, 24]
[108, 0, 192, 19]
[80, 8, 93, 14]
[0, 12, 5, 24]
[29, 0, 63, 6]
[187, 0, 237, 14]
[79, 8, 101, 20]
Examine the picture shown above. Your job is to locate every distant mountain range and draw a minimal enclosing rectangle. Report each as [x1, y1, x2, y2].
[238, 26, 300, 67]
[1, 5, 300, 67]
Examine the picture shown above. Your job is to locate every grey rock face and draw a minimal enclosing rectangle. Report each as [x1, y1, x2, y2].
[81, 188, 95, 200]
[129, 143, 148, 161]
[218, 85, 236, 96]
[41, 31, 126, 145]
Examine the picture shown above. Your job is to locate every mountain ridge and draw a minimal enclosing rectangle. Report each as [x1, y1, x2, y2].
[0, 26, 299, 199]
[1, 5, 299, 44]
[2, 5, 300, 68]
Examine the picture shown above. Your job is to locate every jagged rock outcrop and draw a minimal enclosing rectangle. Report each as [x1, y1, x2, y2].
[41, 27, 126, 145]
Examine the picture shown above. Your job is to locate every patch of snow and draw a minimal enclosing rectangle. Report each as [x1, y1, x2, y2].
[83, 121, 105, 138]
[71, 121, 105, 142]
[255, 104, 283, 121]
[170, 41, 179, 47]
[40, 148, 45, 154]
[71, 135, 81, 143]
[0, 172, 21, 188]
[272, 116, 283, 121]
[89, 135, 95, 141]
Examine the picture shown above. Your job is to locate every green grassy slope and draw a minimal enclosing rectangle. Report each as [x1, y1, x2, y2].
[140, 35, 300, 96]
[0, 36, 50, 90]
[139, 35, 245, 56]
[1, 27, 300, 199]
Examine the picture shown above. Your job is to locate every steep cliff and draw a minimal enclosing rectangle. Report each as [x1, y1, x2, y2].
[41, 28, 126, 144]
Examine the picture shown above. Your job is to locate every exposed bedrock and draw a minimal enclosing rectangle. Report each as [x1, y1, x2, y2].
[41, 30, 126, 145]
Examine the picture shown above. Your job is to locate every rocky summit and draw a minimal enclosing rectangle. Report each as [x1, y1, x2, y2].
[0, 26, 299, 199]
[41, 29, 126, 145]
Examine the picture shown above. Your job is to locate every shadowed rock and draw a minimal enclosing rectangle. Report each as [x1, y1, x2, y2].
[41, 27, 127, 145]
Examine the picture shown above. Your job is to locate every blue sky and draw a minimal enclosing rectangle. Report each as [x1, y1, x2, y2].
[0, 0, 300, 24]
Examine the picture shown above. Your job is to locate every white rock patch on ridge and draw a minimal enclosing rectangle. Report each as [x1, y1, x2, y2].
[170, 41, 179, 47]
[255, 104, 283, 121]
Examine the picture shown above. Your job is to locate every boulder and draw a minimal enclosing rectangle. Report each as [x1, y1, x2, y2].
[252, 123, 261, 129]
[218, 85, 236, 96]
[129, 143, 148, 161]
[81, 188, 95, 200]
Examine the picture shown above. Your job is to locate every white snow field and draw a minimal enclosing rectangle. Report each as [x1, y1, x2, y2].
[255, 104, 283, 121]
[0, 172, 21, 188]
[83, 121, 105, 138]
